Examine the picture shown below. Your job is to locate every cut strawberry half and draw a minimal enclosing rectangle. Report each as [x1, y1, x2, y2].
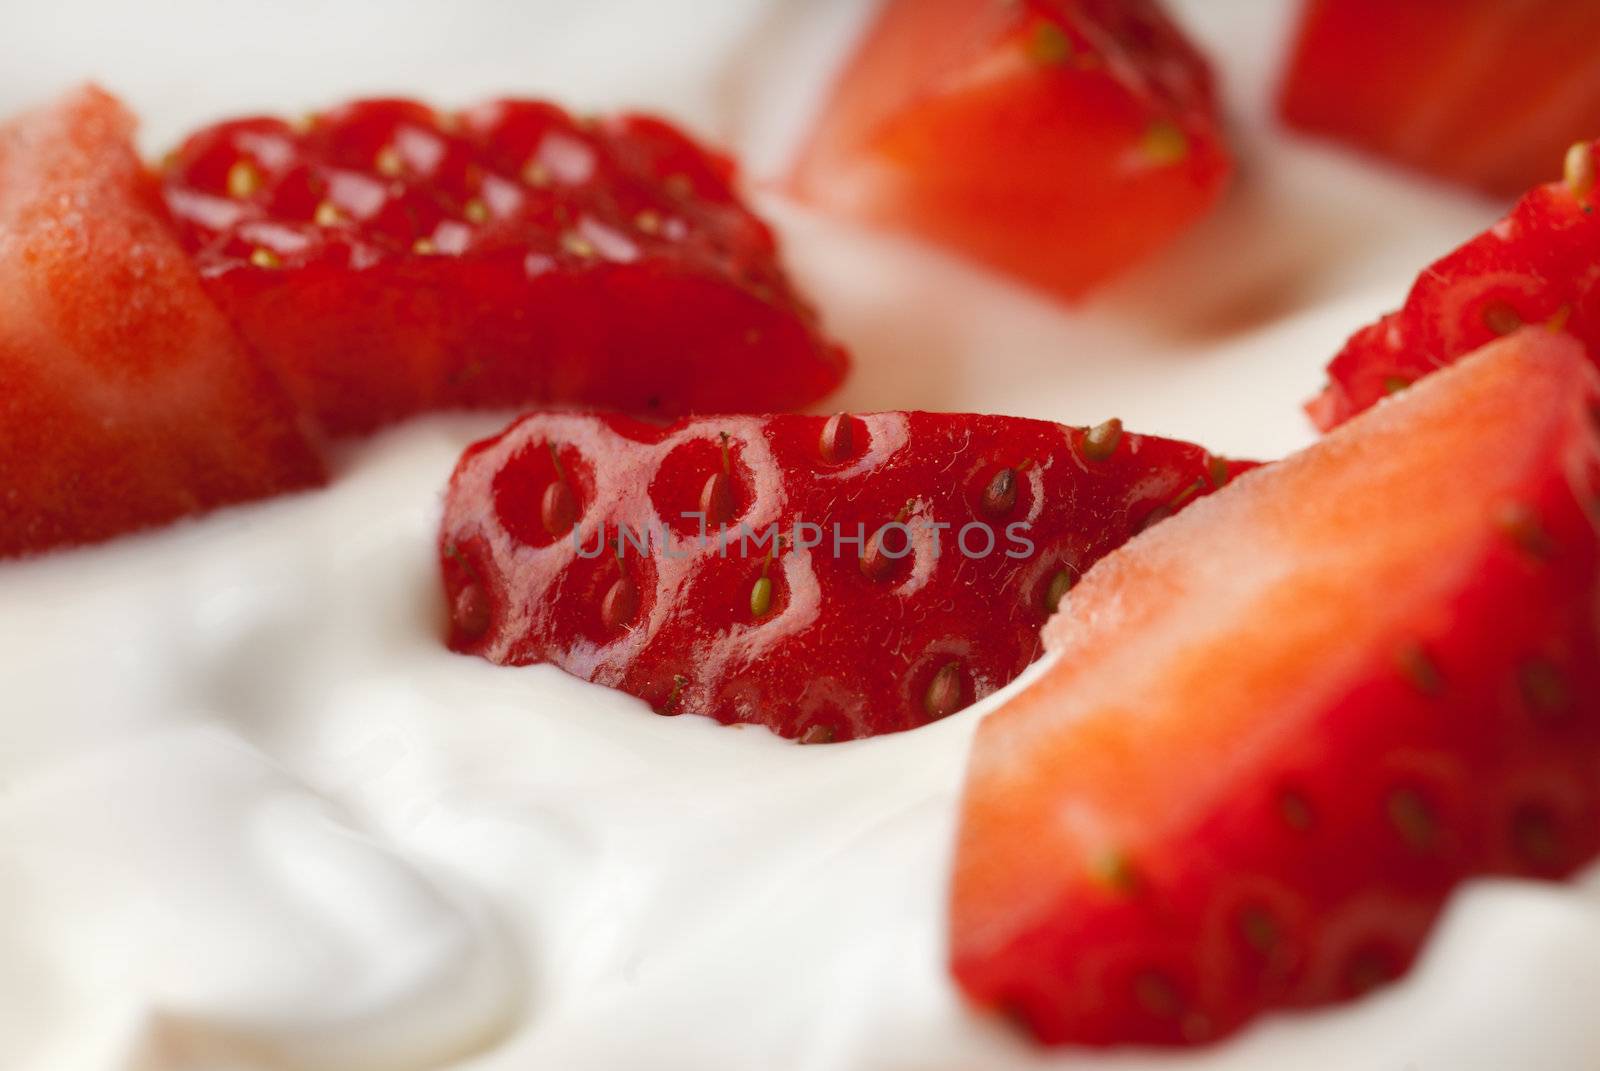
[438, 410, 1247, 741]
[0, 87, 325, 558]
[1279, 0, 1600, 198]
[1308, 138, 1600, 430]
[789, 0, 1232, 300]
[952, 329, 1600, 1046]
[161, 98, 847, 436]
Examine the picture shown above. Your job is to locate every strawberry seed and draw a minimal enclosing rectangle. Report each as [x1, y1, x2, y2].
[982, 467, 1018, 514]
[924, 661, 965, 719]
[541, 480, 578, 537]
[819, 412, 855, 463]
[1081, 418, 1123, 462]
[601, 575, 639, 631]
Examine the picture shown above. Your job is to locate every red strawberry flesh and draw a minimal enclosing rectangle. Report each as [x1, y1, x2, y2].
[439, 410, 1246, 741]
[1279, 0, 1600, 198]
[161, 98, 847, 436]
[0, 87, 325, 557]
[790, 0, 1232, 300]
[952, 329, 1600, 1046]
[1308, 138, 1600, 430]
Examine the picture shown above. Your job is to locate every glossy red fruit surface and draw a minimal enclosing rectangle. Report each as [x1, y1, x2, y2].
[163, 98, 847, 435]
[439, 410, 1246, 741]
[1308, 139, 1600, 430]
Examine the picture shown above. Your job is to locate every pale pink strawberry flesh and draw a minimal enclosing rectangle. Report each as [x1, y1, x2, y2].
[953, 329, 1600, 1045]
[0, 87, 325, 557]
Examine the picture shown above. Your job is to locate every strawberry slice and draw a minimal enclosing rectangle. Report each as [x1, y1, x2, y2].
[952, 329, 1600, 1046]
[438, 410, 1247, 741]
[0, 87, 325, 558]
[1279, 0, 1600, 198]
[160, 98, 847, 437]
[1308, 138, 1599, 430]
[789, 0, 1232, 300]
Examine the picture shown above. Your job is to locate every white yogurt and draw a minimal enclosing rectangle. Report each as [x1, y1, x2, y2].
[3, 1, 1599, 1068]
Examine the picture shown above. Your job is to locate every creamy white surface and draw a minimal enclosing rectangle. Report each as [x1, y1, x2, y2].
[3, 1, 1600, 1068]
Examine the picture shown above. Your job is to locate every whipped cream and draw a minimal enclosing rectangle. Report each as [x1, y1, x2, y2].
[3, 1, 1599, 1068]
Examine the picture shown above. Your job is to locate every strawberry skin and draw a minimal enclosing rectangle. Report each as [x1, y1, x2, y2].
[952, 329, 1600, 1046]
[1280, 0, 1600, 198]
[439, 410, 1246, 741]
[0, 87, 325, 558]
[1309, 138, 1600, 430]
[161, 98, 847, 436]
[790, 0, 1232, 300]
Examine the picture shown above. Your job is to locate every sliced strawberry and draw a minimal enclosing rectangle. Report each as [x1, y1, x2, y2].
[789, 0, 1232, 300]
[952, 329, 1600, 1046]
[1308, 138, 1600, 429]
[438, 410, 1247, 741]
[0, 87, 325, 558]
[1279, 0, 1600, 198]
[160, 98, 847, 437]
